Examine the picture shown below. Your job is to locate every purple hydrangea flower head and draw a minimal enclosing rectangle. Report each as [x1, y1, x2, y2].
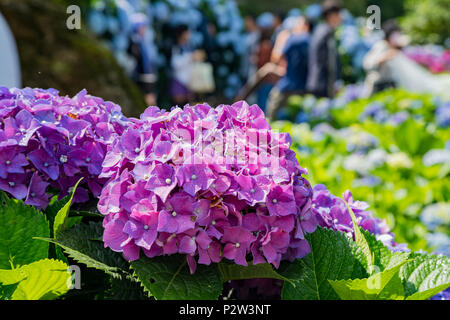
[311, 185, 409, 252]
[0, 147, 28, 178]
[126, 200, 159, 250]
[431, 288, 450, 300]
[146, 163, 177, 202]
[0, 173, 28, 200]
[266, 184, 297, 216]
[99, 101, 316, 272]
[25, 172, 50, 208]
[222, 226, 256, 266]
[0, 87, 129, 209]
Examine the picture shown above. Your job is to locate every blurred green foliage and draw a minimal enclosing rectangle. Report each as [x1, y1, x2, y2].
[272, 89, 450, 252]
[401, 0, 450, 45]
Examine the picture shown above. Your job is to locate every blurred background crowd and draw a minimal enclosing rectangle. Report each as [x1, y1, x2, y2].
[1, 0, 449, 115]
[75, 0, 450, 112]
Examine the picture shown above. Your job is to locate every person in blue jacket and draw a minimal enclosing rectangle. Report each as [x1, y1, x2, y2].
[266, 16, 313, 121]
[128, 13, 157, 106]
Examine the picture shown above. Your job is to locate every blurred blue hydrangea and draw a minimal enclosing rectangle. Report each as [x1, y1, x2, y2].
[436, 102, 450, 128]
[305, 4, 321, 20]
[426, 232, 450, 256]
[153, 2, 170, 22]
[256, 12, 274, 29]
[88, 10, 107, 35]
[421, 203, 450, 231]
[287, 8, 302, 18]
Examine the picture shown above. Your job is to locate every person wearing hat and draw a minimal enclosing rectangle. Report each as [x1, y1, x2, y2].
[306, 0, 342, 98]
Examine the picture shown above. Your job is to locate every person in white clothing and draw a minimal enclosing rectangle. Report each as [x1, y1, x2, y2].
[363, 20, 450, 99]
[363, 20, 408, 96]
[170, 24, 205, 106]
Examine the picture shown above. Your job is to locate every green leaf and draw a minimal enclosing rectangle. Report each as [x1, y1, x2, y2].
[393, 119, 438, 156]
[66, 216, 83, 230]
[131, 255, 222, 300]
[37, 221, 130, 279]
[360, 229, 409, 271]
[105, 277, 149, 300]
[0, 259, 71, 300]
[0, 192, 50, 269]
[70, 210, 104, 218]
[346, 202, 373, 272]
[378, 273, 405, 300]
[53, 178, 83, 237]
[279, 227, 368, 300]
[218, 262, 292, 284]
[0, 283, 19, 300]
[44, 195, 68, 235]
[43, 194, 83, 265]
[328, 258, 409, 300]
[0, 263, 26, 300]
[329, 252, 450, 300]
[406, 283, 450, 300]
[400, 253, 450, 299]
[0, 268, 27, 285]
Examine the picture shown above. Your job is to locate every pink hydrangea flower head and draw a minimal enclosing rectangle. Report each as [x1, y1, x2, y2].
[99, 101, 316, 272]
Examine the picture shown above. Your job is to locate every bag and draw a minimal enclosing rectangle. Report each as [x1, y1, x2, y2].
[188, 62, 215, 94]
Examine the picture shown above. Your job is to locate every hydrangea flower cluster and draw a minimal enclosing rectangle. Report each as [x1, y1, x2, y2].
[99, 101, 317, 273]
[435, 101, 450, 128]
[0, 87, 129, 208]
[311, 184, 409, 252]
[404, 45, 450, 74]
[87, 0, 246, 99]
[431, 288, 450, 300]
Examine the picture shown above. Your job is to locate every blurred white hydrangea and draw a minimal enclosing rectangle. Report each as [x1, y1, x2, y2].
[386, 152, 414, 169]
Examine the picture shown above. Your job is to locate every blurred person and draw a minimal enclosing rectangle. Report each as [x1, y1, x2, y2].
[306, 0, 342, 98]
[271, 11, 286, 44]
[128, 13, 157, 106]
[266, 16, 313, 121]
[169, 24, 205, 106]
[203, 21, 219, 66]
[363, 20, 450, 98]
[234, 17, 298, 103]
[256, 27, 276, 110]
[241, 15, 261, 81]
[363, 20, 409, 95]
[257, 28, 274, 70]
[271, 16, 299, 64]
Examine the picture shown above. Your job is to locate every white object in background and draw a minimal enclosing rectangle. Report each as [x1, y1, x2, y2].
[0, 11, 21, 88]
[388, 53, 450, 100]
